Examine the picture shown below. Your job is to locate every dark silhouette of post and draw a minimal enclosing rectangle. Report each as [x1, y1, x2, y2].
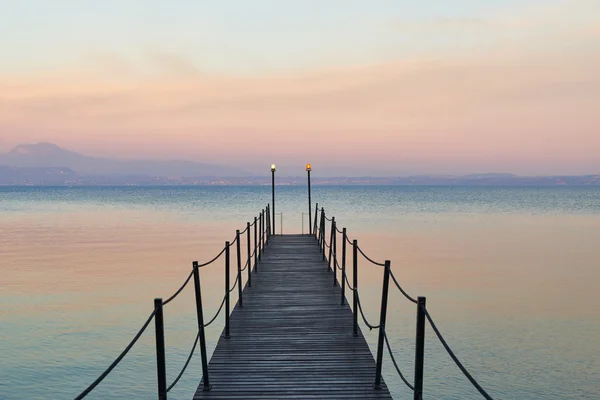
[225, 241, 230, 338]
[246, 222, 251, 287]
[271, 164, 276, 235]
[306, 164, 312, 235]
[374, 260, 391, 389]
[193, 261, 211, 391]
[353, 239, 358, 336]
[341, 227, 346, 304]
[154, 298, 167, 399]
[414, 297, 427, 400]
[236, 230, 243, 308]
[313, 202, 319, 237]
[253, 216, 258, 271]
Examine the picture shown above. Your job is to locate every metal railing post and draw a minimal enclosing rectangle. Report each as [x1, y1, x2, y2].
[236, 230, 243, 308]
[154, 298, 167, 400]
[328, 217, 334, 270]
[321, 211, 326, 261]
[414, 297, 427, 400]
[225, 241, 230, 338]
[192, 261, 211, 391]
[246, 222, 252, 287]
[341, 228, 347, 305]
[254, 216, 258, 272]
[313, 203, 319, 237]
[266, 205, 270, 243]
[374, 260, 391, 389]
[332, 218, 337, 286]
[353, 239, 358, 336]
[258, 212, 262, 261]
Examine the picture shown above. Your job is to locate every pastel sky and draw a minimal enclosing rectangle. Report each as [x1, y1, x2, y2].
[0, 0, 599, 176]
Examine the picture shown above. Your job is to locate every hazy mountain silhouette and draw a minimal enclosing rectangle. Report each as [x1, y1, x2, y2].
[0, 143, 247, 177]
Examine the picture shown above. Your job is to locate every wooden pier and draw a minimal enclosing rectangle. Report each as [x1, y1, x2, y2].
[75, 204, 495, 400]
[193, 234, 392, 399]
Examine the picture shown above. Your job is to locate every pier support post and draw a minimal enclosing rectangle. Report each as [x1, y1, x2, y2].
[225, 241, 231, 338]
[353, 240, 358, 337]
[328, 217, 335, 271]
[254, 216, 258, 272]
[414, 297, 427, 400]
[154, 298, 167, 399]
[321, 211, 326, 261]
[332, 218, 337, 286]
[374, 260, 391, 389]
[236, 230, 243, 308]
[313, 203, 319, 238]
[341, 228, 347, 305]
[246, 222, 252, 287]
[193, 261, 211, 391]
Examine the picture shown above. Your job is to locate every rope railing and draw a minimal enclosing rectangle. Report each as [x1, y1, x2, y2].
[316, 205, 494, 399]
[356, 244, 386, 267]
[423, 306, 494, 400]
[74, 307, 157, 399]
[166, 333, 200, 393]
[74, 207, 269, 399]
[163, 270, 194, 306]
[390, 270, 418, 304]
[384, 331, 415, 392]
[355, 291, 380, 330]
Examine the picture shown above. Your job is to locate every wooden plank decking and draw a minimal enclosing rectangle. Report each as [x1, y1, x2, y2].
[193, 234, 392, 399]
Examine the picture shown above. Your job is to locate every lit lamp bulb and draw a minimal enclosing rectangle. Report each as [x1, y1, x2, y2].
[306, 164, 311, 171]
[271, 164, 276, 172]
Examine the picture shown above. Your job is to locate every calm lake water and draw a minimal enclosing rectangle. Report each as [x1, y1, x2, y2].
[1, 185, 599, 399]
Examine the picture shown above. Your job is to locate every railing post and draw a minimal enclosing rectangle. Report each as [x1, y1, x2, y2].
[328, 217, 334, 270]
[254, 216, 258, 272]
[374, 260, 391, 389]
[313, 203, 319, 237]
[353, 239, 358, 337]
[341, 228, 347, 305]
[236, 230, 243, 308]
[332, 218, 337, 286]
[414, 297, 427, 400]
[192, 261, 211, 391]
[246, 222, 252, 287]
[321, 211, 326, 261]
[266, 205, 270, 244]
[259, 210, 263, 261]
[225, 241, 230, 338]
[154, 298, 167, 400]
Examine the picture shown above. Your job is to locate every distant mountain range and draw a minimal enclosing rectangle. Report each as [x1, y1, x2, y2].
[0, 143, 598, 186]
[0, 142, 246, 177]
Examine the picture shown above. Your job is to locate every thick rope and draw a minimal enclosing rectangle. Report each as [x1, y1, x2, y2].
[343, 271, 355, 291]
[203, 295, 227, 327]
[197, 247, 227, 268]
[384, 331, 415, 391]
[336, 226, 344, 234]
[423, 306, 494, 400]
[324, 215, 333, 222]
[389, 270, 417, 304]
[356, 245, 386, 266]
[228, 275, 240, 293]
[355, 291, 380, 330]
[166, 332, 199, 392]
[74, 308, 157, 399]
[163, 270, 193, 306]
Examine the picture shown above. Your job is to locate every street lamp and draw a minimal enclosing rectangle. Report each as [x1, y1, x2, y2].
[271, 164, 276, 235]
[306, 164, 311, 235]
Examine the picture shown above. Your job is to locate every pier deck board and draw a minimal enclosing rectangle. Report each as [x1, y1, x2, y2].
[193, 234, 392, 399]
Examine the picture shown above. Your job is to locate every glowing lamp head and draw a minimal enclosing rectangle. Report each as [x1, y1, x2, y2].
[306, 164, 311, 171]
[271, 164, 276, 172]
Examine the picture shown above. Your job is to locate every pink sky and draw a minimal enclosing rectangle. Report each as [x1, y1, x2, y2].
[1, 1, 599, 176]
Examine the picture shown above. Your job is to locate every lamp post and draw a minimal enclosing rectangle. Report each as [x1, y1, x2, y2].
[306, 163, 312, 235]
[271, 164, 276, 235]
